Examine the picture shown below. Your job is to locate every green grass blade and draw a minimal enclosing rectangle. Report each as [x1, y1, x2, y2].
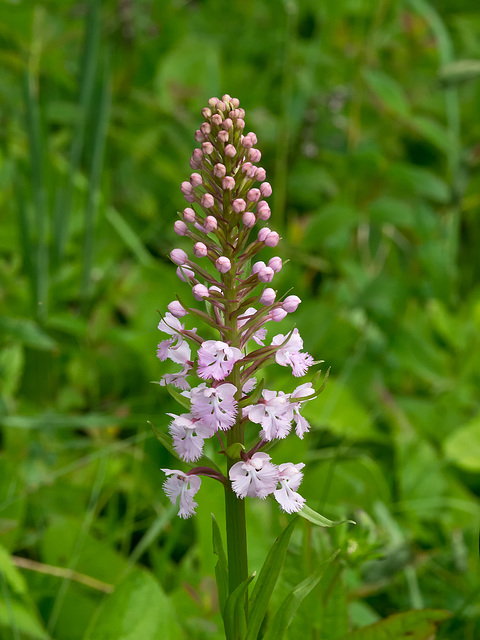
[299, 504, 356, 527]
[246, 517, 299, 640]
[224, 573, 255, 640]
[212, 514, 229, 617]
[15, 175, 36, 314]
[53, 0, 100, 261]
[81, 59, 111, 301]
[105, 206, 153, 266]
[23, 70, 48, 321]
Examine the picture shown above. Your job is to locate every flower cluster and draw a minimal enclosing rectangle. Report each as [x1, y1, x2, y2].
[158, 95, 321, 518]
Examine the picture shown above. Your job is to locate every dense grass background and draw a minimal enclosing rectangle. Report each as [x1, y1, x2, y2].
[1, 0, 480, 638]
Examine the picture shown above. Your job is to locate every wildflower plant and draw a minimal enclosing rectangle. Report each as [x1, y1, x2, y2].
[154, 95, 351, 638]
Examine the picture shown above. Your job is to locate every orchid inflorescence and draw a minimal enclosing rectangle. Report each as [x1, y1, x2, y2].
[158, 94, 323, 519]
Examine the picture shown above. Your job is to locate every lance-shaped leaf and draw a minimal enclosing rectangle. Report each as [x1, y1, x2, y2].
[338, 608, 451, 640]
[223, 573, 255, 640]
[212, 514, 229, 617]
[246, 517, 299, 640]
[299, 504, 355, 527]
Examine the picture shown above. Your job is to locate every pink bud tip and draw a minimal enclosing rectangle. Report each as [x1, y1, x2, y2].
[225, 144, 236, 158]
[222, 118, 233, 130]
[231, 98, 240, 109]
[232, 198, 246, 213]
[190, 157, 201, 169]
[255, 167, 267, 182]
[174, 220, 188, 236]
[192, 284, 210, 301]
[214, 163, 226, 178]
[170, 248, 188, 265]
[184, 194, 195, 203]
[183, 207, 196, 223]
[265, 231, 279, 247]
[257, 201, 271, 220]
[194, 130, 205, 142]
[218, 130, 229, 143]
[246, 165, 257, 178]
[247, 188, 261, 203]
[176, 266, 195, 282]
[282, 295, 301, 313]
[217, 101, 226, 112]
[202, 141, 214, 155]
[211, 114, 223, 127]
[190, 173, 203, 187]
[242, 211, 256, 227]
[222, 176, 235, 190]
[192, 148, 203, 161]
[208, 97, 220, 109]
[181, 181, 194, 195]
[238, 108, 245, 118]
[251, 261, 266, 274]
[168, 301, 187, 318]
[260, 288, 276, 305]
[247, 132, 258, 145]
[241, 136, 253, 149]
[258, 228, 270, 242]
[236, 118, 245, 130]
[248, 149, 262, 163]
[193, 242, 208, 258]
[268, 256, 283, 272]
[222, 93, 232, 103]
[260, 182, 272, 197]
[204, 215, 218, 232]
[270, 308, 287, 322]
[258, 266, 275, 283]
[209, 285, 222, 295]
[202, 107, 212, 119]
[200, 122, 211, 136]
[215, 256, 231, 273]
[201, 194, 215, 208]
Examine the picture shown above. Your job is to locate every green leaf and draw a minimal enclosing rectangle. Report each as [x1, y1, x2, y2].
[246, 517, 299, 640]
[223, 573, 255, 640]
[0, 316, 57, 351]
[0, 599, 50, 640]
[262, 556, 335, 640]
[84, 569, 184, 640]
[363, 68, 410, 117]
[0, 545, 26, 594]
[439, 59, 480, 87]
[299, 505, 355, 528]
[444, 415, 480, 471]
[339, 608, 451, 640]
[212, 515, 229, 617]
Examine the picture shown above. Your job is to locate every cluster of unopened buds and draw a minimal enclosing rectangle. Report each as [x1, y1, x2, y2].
[158, 95, 323, 518]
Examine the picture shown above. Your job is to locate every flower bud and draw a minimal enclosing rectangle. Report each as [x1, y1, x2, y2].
[282, 295, 301, 313]
[200, 122, 211, 136]
[257, 201, 271, 220]
[251, 261, 266, 275]
[225, 144, 236, 158]
[208, 97, 219, 109]
[258, 228, 270, 242]
[190, 173, 203, 187]
[201, 194, 215, 208]
[231, 97, 240, 109]
[248, 148, 262, 163]
[217, 101, 226, 112]
[242, 211, 256, 227]
[203, 216, 217, 232]
[174, 220, 188, 236]
[233, 198, 246, 213]
[241, 135, 254, 149]
[255, 167, 267, 182]
[194, 130, 205, 142]
[209, 285, 222, 295]
[260, 288, 276, 305]
[222, 93, 232, 103]
[247, 188, 261, 203]
[268, 256, 283, 272]
[170, 248, 187, 265]
[214, 163, 226, 178]
[192, 284, 210, 301]
[222, 176, 235, 190]
[168, 301, 187, 317]
[236, 118, 245, 130]
[222, 118, 233, 130]
[260, 182, 272, 197]
[258, 266, 275, 283]
[216, 256, 231, 273]
[193, 242, 208, 258]
[211, 114, 223, 126]
[183, 207, 196, 223]
[184, 194, 195, 203]
[202, 107, 212, 119]
[270, 308, 287, 322]
[181, 181, 194, 196]
[241, 162, 253, 174]
[265, 231, 279, 247]
[218, 130, 229, 143]
[202, 141, 214, 155]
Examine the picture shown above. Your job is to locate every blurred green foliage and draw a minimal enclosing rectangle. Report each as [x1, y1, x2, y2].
[1, 0, 480, 638]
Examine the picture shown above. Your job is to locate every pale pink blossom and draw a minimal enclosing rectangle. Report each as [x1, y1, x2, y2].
[215, 256, 231, 273]
[176, 266, 195, 282]
[218, 130, 229, 143]
[168, 301, 187, 318]
[168, 413, 209, 462]
[264, 231, 279, 247]
[283, 295, 301, 313]
[233, 198, 246, 213]
[260, 182, 272, 197]
[201, 194, 215, 208]
[268, 257, 282, 272]
[190, 172, 203, 187]
[192, 284, 209, 301]
[258, 266, 274, 283]
[181, 181, 194, 196]
[202, 141, 214, 155]
[214, 163, 226, 178]
[174, 220, 188, 236]
[170, 248, 188, 265]
[225, 144, 236, 157]
[193, 242, 208, 258]
[229, 452, 278, 499]
[238, 307, 267, 346]
[291, 383, 314, 438]
[245, 389, 294, 441]
[190, 382, 238, 432]
[271, 329, 314, 377]
[274, 463, 306, 513]
[157, 313, 191, 365]
[242, 211, 256, 227]
[160, 364, 191, 390]
[269, 308, 287, 322]
[260, 288, 276, 305]
[183, 207, 196, 223]
[222, 176, 235, 190]
[162, 469, 201, 518]
[248, 149, 261, 163]
[211, 114, 222, 126]
[197, 340, 243, 380]
[247, 188, 261, 203]
[204, 216, 217, 232]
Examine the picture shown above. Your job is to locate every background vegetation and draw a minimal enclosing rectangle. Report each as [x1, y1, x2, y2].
[1, 0, 480, 638]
